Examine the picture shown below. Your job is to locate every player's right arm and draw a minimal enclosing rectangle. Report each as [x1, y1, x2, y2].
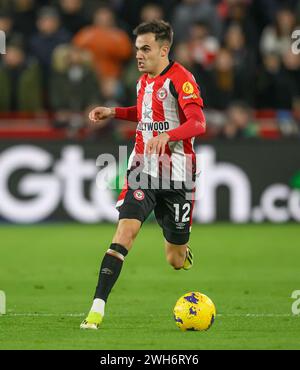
[89, 106, 138, 122]
[89, 106, 115, 122]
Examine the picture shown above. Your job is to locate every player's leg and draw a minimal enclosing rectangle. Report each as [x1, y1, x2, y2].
[94, 218, 141, 299]
[154, 188, 194, 271]
[165, 241, 194, 270]
[112, 218, 141, 250]
[165, 241, 187, 269]
[80, 219, 141, 330]
[81, 180, 156, 330]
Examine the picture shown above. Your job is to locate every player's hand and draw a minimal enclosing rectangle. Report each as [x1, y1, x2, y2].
[146, 132, 170, 156]
[88, 107, 115, 122]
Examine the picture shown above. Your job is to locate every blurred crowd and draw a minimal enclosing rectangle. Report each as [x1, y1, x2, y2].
[0, 0, 300, 139]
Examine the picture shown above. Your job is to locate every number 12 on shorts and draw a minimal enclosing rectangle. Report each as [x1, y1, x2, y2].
[173, 203, 190, 222]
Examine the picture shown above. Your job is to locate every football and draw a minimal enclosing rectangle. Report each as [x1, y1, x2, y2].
[173, 292, 216, 331]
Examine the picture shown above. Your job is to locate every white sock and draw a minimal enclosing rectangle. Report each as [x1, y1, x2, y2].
[91, 298, 105, 316]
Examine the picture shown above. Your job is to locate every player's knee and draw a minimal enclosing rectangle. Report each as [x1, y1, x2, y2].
[114, 228, 135, 248]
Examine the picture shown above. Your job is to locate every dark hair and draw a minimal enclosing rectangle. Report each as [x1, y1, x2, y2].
[133, 20, 173, 46]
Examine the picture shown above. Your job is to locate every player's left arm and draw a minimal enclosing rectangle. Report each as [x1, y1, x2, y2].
[167, 103, 206, 141]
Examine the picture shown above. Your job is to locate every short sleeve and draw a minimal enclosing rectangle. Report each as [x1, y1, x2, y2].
[171, 72, 203, 110]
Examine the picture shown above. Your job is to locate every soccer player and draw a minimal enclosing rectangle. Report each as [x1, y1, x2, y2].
[80, 20, 206, 330]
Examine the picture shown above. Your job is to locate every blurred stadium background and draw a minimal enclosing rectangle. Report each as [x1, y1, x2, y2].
[0, 0, 300, 350]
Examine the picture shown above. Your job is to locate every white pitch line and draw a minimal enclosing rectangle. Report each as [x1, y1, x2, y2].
[1, 313, 299, 318]
[3, 313, 85, 317]
[217, 313, 298, 317]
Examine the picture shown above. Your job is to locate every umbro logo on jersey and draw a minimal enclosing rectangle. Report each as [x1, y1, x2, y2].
[137, 121, 170, 132]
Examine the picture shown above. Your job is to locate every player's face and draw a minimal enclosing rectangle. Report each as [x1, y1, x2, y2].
[135, 33, 167, 74]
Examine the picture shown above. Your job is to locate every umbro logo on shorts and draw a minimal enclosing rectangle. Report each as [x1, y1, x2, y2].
[133, 190, 145, 201]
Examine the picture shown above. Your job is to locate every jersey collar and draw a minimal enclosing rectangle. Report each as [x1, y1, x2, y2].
[159, 60, 174, 76]
[146, 60, 175, 82]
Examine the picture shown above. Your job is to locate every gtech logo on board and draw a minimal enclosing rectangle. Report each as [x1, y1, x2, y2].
[0, 145, 118, 223]
[194, 146, 300, 223]
[0, 144, 299, 224]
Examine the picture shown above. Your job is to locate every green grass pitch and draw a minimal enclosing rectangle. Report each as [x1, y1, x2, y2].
[0, 223, 300, 350]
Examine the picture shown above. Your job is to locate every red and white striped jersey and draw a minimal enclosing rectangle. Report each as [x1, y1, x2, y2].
[128, 61, 204, 182]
